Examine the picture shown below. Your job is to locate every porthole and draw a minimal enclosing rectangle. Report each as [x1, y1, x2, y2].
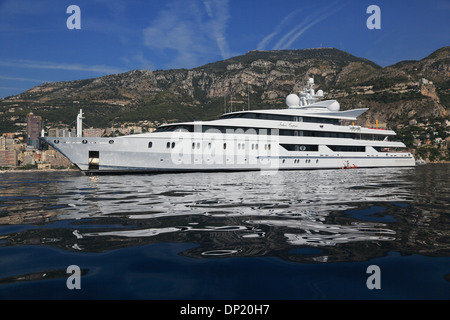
[54, 140, 59, 144]
[171, 142, 175, 149]
[82, 139, 87, 144]
[192, 142, 195, 149]
[148, 141, 153, 148]
[223, 143, 227, 150]
[109, 140, 114, 144]
[166, 142, 170, 149]
[299, 145, 306, 151]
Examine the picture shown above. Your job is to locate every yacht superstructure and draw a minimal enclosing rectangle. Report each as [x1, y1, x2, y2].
[40, 78, 416, 174]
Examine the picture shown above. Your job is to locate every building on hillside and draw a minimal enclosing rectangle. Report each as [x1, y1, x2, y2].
[26, 112, 42, 149]
[0, 136, 9, 150]
[37, 163, 52, 170]
[0, 136, 24, 151]
[0, 150, 18, 167]
[128, 126, 143, 134]
[43, 149, 72, 168]
[2, 133, 15, 139]
[83, 128, 104, 137]
[48, 128, 76, 138]
[19, 150, 36, 166]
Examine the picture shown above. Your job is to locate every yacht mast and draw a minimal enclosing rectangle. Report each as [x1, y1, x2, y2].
[76, 109, 84, 137]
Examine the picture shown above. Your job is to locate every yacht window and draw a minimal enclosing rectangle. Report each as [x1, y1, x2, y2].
[328, 145, 365, 152]
[166, 142, 170, 149]
[148, 141, 153, 148]
[171, 142, 175, 149]
[155, 125, 194, 132]
[281, 144, 318, 151]
[303, 117, 340, 125]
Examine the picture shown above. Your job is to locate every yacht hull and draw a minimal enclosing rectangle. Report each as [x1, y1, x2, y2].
[40, 135, 416, 175]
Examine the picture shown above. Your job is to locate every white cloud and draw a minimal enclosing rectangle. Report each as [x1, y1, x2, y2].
[0, 59, 127, 74]
[257, 9, 302, 50]
[0, 75, 49, 83]
[0, 86, 27, 90]
[131, 52, 154, 70]
[258, 1, 349, 50]
[281, 3, 348, 49]
[203, 0, 231, 59]
[142, 0, 231, 69]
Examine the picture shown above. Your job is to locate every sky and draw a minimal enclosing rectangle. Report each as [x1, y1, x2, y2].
[0, 0, 449, 98]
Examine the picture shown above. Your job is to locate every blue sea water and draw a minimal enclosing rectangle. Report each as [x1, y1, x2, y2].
[0, 165, 449, 301]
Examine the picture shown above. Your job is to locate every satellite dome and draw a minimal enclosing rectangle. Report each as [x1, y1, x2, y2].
[286, 94, 300, 108]
[316, 89, 324, 97]
[327, 101, 340, 111]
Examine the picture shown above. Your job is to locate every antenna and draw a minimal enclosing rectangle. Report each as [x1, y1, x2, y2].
[248, 82, 250, 110]
[231, 94, 233, 112]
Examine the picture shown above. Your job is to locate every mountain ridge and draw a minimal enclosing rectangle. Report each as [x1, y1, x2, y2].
[0, 47, 448, 133]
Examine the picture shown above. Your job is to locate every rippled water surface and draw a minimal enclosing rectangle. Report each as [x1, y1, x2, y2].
[0, 165, 449, 299]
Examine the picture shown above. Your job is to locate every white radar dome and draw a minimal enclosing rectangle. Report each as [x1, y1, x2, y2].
[307, 78, 314, 85]
[286, 94, 300, 108]
[327, 101, 340, 111]
[316, 89, 324, 97]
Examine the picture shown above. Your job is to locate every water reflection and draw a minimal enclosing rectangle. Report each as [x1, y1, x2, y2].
[0, 165, 450, 263]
